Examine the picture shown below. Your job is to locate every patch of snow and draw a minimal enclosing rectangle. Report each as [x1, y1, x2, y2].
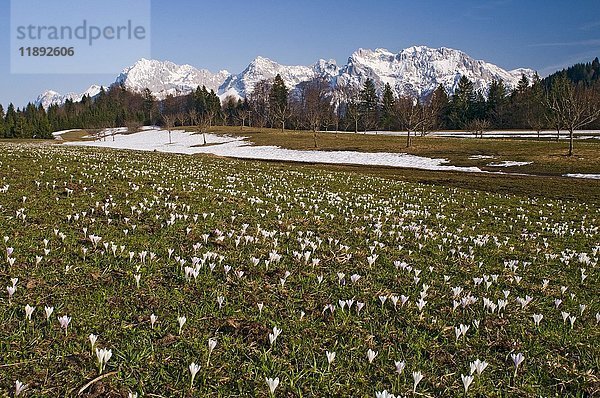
[564, 174, 600, 180]
[325, 130, 600, 139]
[430, 130, 600, 139]
[487, 161, 532, 167]
[64, 128, 486, 173]
[469, 155, 495, 160]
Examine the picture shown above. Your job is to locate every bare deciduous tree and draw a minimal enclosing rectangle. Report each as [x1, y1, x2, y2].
[397, 96, 423, 147]
[175, 112, 186, 127]
[198, 107, 218, 145]
[418, 90, 444, 137]
[236, 107, 251, 131]
[249, 79, 271, 129]
[188, 109, 198, 127]
[467, 118, 491, 138]
[162, 114, 174, 144]
[125, 120, 141, 137]
[298, 78, 331, 147]
[546, 75, 600, 156]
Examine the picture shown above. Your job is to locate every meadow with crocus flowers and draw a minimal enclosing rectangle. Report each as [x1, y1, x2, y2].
[0, 143, 598, 397]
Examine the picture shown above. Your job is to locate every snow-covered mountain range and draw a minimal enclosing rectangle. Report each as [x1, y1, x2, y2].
[35, 46, 536, 108]
[35, 85, 103, 109]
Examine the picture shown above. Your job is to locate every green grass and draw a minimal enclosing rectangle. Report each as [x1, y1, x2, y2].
[0, 143, 598, 397]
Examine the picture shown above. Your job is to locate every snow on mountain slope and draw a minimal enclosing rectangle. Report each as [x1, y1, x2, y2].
[219, 56, 310, 99]
[336, 46, 536, 98]
[116, 58, 230, 99]
[35, 85, 102, 109]
[218, 57, 340, 99]
[35, 46, 536, 108]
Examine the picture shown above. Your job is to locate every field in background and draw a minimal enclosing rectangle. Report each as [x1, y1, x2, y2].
[135, 126, 600, 203]
[183, 126, 599, 174]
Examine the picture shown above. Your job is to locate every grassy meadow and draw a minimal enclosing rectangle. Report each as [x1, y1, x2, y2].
[0, 140, 598, 397]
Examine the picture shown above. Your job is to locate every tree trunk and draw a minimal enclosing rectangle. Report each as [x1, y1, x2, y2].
[568, 128, 574, 156]
[406, 130, 411, 148]
[313, 131, 318, 148]
[203, 132, 206, 146]
[168, 130, 172, 144]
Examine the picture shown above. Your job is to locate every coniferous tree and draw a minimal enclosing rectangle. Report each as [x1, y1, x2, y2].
[544, 57, 600, 88]
[142, 88, 156, 125]
[359, 78, 378, 132]
[486, 80, 509, 128]
[516, 74, 530, 95]
[380, 83, 396, 130]
[222, 95, 238, 126]
[269, 74, 290, 132]
[14, 108, 35, 138]
[205, 89, 222, 128]
[429, 84, 449, 130]
[0, 105, 5, 136]
[26, 104, 52, 138]
[5, 104, 17, 138]
[449, 76, 475, 129]
[524, 74, 546, 139]
[472, 91, 487, 124]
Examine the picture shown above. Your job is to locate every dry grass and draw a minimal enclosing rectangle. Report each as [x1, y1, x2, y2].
[191, 126, 600, 176]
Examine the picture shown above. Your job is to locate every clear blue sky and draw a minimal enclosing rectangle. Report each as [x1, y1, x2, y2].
[1, 0, 599, 107]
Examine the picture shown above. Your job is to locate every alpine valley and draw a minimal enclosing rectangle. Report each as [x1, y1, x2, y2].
[35, 46, 536, 108]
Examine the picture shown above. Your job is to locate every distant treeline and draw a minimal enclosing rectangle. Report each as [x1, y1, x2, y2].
[1, 57, 599, 140]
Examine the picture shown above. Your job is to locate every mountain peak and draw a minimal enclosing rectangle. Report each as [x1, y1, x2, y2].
[115, 58, 231, 99]
[252, 55, 275, 63]
[35, 85, 101, 109]
[246, 56, 281, 71]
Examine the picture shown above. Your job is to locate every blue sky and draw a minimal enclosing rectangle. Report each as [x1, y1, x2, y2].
[1, 0, 599, 107]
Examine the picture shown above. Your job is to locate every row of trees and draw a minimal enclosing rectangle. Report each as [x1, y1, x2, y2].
[235, 69, 600, 152]
[0, 83, 223, 140]
[2, 58, 599, 155]
[0, 103, 53, 139]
